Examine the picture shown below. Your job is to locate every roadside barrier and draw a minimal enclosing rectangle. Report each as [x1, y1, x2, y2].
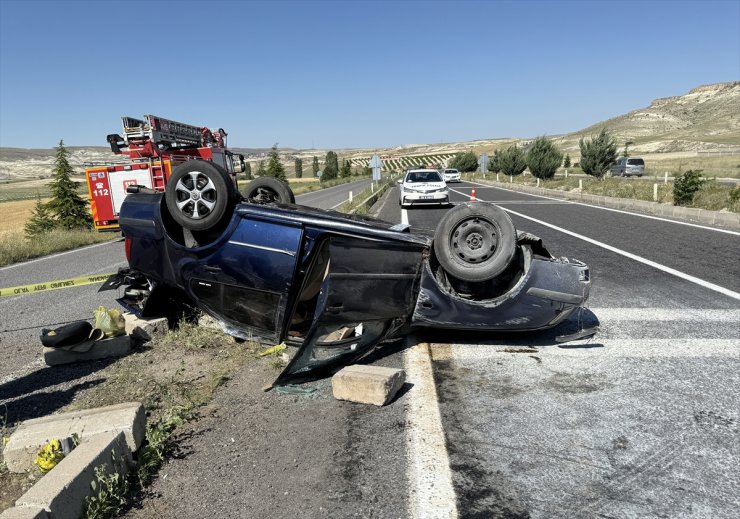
[0, 273, 115, 298]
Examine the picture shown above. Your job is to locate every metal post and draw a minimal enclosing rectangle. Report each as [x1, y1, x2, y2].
[579, 179, 583, 191]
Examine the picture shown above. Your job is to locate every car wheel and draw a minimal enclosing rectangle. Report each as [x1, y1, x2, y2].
[433, 202, 516, 283]
[165, 160, 237, 231]
[242, 177, 294, 204]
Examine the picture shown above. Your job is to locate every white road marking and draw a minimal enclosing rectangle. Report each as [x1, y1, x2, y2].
[583, 307, 740, 321]
[449, 339, 739, 358]
[463, 181, 740, 236]
[401, 207, 409, 226]
[448, 187, 740, 301]
[404, 340, 458, 519]
[0, 239, 120, 271]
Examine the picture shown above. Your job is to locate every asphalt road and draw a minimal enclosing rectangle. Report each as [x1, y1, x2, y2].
[373, 181, 740, 518]
[2, 180, 739, 518]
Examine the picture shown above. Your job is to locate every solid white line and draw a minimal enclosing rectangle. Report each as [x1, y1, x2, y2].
[449, 339, 739, 358]
[584, 308, 740, 321]
[0, 239, 121, 271]
[462, 181, 740, 236]
[404, 341, 458, 518]
[448, 188, 740, 301]
[502, 205, 740, 300]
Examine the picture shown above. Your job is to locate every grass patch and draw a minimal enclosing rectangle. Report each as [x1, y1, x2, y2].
[0, 229, 116, 267]
[466, 172, 737, 212]
[55, 320, 262, 518]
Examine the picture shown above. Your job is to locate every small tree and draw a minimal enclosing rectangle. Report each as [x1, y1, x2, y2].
[25, 194, 55, 238]
[294, 158, 303, 179]
[46, 139, 90, 230]
[622, 140, 635, 158]
[244, 161, 252, 180]
[579, 129, 618, 179]
[526, 136, 563, 180]
[265, 144, 287, 181]
[449, 151, 478, 172]
[322, 151, 339, 181]
[673, 170, 705, 206]
[340, 159, 352, 178]
[256, 160, 266, 176]
[563, 154, 571, 168]
[312, 156, 319, 178]
[487, 149, 502, 174]
[498, 145, 527, 177]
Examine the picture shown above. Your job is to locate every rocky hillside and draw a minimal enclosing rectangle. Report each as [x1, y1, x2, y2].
[567, 81, 740, 153]
[2, 82, 738, 180]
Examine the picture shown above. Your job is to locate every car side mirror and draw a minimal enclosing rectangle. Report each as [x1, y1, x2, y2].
[397, 179, 402, 184]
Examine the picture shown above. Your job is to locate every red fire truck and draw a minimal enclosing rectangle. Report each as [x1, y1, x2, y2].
[85, 115, 243, 231]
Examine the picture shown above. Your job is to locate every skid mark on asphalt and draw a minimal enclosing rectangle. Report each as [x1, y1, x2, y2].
[404, 340, 458, 518]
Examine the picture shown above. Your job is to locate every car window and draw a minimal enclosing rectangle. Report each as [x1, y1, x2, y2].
[627, 158, 644, 166]
[426, 172, 442, 182]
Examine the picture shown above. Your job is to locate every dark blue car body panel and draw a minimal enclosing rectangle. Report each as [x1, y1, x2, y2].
[118, 192, 589, 384]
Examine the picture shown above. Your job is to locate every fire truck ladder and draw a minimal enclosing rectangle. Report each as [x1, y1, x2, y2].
[121, 115, 203, 148]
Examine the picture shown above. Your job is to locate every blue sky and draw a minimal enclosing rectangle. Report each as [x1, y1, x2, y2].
[1, 0, 738, 150]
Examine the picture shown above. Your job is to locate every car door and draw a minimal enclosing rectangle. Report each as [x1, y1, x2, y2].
[274, 234, 425, 385]
[183, 215, 303, 342]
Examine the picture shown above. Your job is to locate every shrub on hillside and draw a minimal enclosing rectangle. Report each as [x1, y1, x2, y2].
[673, 170, 705, 206]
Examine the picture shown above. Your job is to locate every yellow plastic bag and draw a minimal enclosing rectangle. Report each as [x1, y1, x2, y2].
[34, 439, 65, 473]
[93, 306, 125, 338]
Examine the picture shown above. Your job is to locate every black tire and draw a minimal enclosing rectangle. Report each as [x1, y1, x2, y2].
[433, 202, 517, 283]
[165, 160, 238, 232]
[242, 177, 294, 204]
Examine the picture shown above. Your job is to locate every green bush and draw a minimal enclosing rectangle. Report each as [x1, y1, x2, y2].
[526, 136, 563, 179]
[579, 129, 618, 179]
[673, 170, 705, 206]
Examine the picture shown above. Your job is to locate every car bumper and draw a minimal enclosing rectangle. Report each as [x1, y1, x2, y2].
[401, 192, 449, 206]
[444, 177, 461, 182]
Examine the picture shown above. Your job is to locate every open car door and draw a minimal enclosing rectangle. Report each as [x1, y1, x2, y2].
[274, 235, 425, 385]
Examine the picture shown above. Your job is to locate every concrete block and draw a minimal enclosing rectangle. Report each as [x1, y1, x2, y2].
[0, 507, 50, 519]
[332, 365, 405, 406]
[123, 312, 168, 341]
[42, 334, 130, 366]
[3, 402, 145, 473]
[16, 431, 131, 519]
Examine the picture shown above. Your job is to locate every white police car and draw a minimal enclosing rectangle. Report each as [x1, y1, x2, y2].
[398, 169, 449, 207]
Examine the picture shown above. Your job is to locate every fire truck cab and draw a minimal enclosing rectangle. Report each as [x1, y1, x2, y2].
[86, 115, 243, 231]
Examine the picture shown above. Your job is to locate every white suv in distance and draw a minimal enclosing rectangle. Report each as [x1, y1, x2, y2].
[442, 168, 461, 182]
[399, 169, 449, 207]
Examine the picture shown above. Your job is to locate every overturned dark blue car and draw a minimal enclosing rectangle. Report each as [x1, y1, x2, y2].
[112, 160, 590, 386]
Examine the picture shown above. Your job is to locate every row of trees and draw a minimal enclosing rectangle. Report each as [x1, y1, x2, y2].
[256, 145, 370, 183]
[448, 130, 622, 180]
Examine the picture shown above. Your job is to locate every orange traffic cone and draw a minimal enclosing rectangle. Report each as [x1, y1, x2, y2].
[470, 188, 476, 201]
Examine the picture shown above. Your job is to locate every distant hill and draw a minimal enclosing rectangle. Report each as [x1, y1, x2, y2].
[1, 82, 738, 180]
